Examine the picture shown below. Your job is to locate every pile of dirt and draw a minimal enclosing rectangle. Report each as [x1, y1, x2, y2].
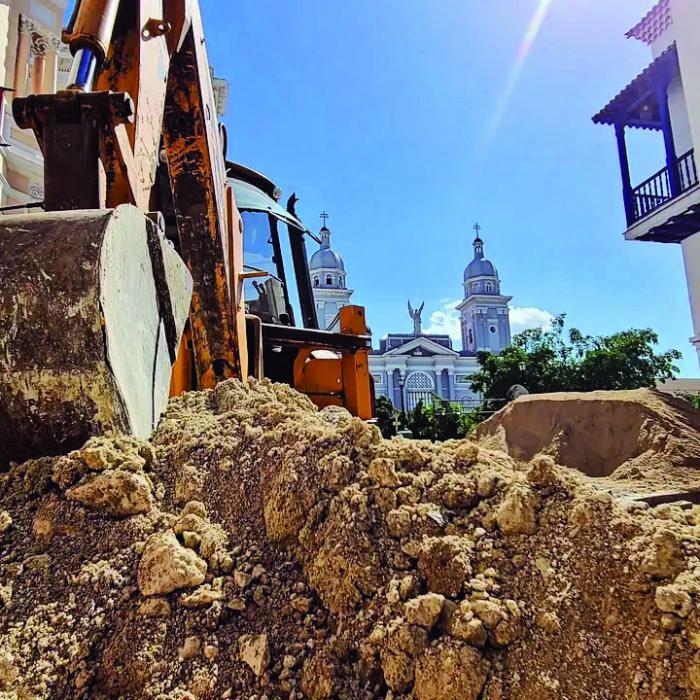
[4, 380, 700, 699]
[475, 389, 700, 488]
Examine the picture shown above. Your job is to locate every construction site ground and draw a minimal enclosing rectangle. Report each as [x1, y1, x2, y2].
[3, 382, 700, 699]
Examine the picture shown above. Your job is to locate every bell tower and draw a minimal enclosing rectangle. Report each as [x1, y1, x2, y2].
[456, 224, 512, 354]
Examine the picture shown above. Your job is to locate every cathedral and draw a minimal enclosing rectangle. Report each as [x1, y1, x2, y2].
[308, 219, 513, 411]
[368, 226, 512, 411]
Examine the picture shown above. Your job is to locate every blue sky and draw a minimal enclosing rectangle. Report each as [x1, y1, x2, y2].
[201, 0, 697, 376]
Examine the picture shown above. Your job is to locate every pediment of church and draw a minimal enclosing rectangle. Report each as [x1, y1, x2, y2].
[382, 336, 459, 357]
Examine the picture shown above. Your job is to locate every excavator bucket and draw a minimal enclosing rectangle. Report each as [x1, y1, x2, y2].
[0, 204, 192, 468]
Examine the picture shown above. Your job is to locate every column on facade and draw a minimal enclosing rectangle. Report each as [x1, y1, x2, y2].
[32, 38, 48, 96]
[14, 15, 35, 98]
[386, 368, 394, 406]
[446, 368, 455, 401]
[42, 36, 61, 94]
[435, 367, 448, 400]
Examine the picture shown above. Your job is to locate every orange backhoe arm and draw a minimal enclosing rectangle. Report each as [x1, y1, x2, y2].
[14, 0, 242, 388]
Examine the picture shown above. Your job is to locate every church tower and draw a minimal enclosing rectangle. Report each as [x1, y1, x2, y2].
[309, 213, 354, 330]
[456, 225, 512, 354]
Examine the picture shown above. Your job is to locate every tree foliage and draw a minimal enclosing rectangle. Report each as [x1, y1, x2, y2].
[469, 315, 681, 398]
[375, 396, 400, 437]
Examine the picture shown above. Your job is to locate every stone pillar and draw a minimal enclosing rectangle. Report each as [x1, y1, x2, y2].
[42, 36, 61, 94]
[14, 15, 35, 98]
[32, 39, 48, 96]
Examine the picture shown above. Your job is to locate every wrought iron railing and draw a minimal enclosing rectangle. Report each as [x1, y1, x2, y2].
[633, 166, 671, 221]
[403, 392, 506, 416]
[631, 149, 698, 223]
[678, 149, 698, 191]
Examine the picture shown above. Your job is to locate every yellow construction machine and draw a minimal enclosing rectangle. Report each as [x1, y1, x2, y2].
[0, 0, 374, 468]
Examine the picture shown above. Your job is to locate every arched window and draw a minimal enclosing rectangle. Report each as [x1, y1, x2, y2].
[313, 275, 319, 287]
[485, 281, 493, 293]
[468, 328, 474, 346]
[339, 276, 344, 288]
[406, 371, 435, 391]
[472, 283, 479, 294]
[326, 274, 333, 285]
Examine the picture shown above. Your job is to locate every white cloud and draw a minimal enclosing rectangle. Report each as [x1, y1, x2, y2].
[510, 307, 555, 335]
[423, 299, 554, 345]
[424, 299, 462, 341]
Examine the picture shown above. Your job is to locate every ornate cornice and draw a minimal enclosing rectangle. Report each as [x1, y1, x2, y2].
[18, 14, 37, 36]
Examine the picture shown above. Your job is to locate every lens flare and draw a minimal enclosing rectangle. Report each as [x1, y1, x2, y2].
[480, 0, 556, 150]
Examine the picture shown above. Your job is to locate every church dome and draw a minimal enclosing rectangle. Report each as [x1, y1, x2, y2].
[310, 226, 346, 272]
[464, 235, 498, 281]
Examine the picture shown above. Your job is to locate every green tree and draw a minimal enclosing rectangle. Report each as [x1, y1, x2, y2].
[430, 400, 468, 441]
[401, 400, 473, 441]
[678, 392, 700, 411]
[375, 396, 399, 438]
[470, 314, 681, 399]
[407, 400, 433, 440]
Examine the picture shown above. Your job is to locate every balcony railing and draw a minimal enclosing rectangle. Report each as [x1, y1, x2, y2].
[632, 150, 698, 224]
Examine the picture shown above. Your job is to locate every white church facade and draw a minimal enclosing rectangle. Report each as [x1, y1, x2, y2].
[369, 229, 512, 412]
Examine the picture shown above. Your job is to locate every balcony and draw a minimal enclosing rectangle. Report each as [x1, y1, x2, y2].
[632, 149, 698, 224]
[592, 43, 700, 241]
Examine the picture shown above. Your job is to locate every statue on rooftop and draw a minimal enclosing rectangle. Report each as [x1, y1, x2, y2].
[408, 300, 425, 336]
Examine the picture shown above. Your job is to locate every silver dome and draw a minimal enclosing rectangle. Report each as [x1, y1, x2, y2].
[309, 226, 346, 272]
[464, 237, 498, 280]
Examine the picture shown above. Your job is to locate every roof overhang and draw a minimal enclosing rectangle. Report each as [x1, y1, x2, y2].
[626, 0, 672, 45]
[229, 177, 310, 233]
[592, 43, 679, 130]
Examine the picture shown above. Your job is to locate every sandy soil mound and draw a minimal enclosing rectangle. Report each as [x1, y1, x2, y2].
[3, 380, 700, 698]
[475, 389, 700, 481]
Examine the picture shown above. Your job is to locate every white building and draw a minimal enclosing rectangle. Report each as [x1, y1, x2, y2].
[309, 219, 354, 330]
[370, 230, 512, 412]
[593, 0, 700, 365]
[0, 0, 70, 210]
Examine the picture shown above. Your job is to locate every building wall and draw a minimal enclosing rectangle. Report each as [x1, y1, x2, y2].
[668, 75, 693, 157]
[681, 232, 700, 362]
[370, 355, 482, 410]
[311, 266, 353, 330]
[672, 0, 700, 161]
[668, 0, 700, 364]
[458, 297, 512, 354]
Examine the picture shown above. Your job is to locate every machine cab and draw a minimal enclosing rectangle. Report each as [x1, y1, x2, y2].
[227, 162, 374, 419]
